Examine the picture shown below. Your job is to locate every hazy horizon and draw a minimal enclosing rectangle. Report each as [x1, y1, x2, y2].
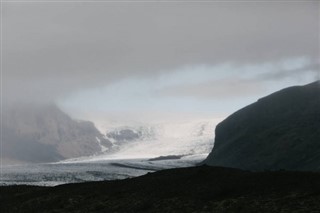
[1, 1, 320, 191]
[2, 0, 319, 123]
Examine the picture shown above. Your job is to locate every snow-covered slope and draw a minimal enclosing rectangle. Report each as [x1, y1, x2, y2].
[81, 118, 223, 161]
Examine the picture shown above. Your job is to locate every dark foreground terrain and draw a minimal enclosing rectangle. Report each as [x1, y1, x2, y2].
[1, 166, 320, 213]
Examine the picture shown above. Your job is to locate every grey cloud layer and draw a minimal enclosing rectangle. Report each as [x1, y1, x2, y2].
[3, 1, 319, 102]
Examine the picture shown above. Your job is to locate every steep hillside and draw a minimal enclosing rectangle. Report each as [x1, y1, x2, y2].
[2, 104, 112, 164]
[204, 81, 320, 171]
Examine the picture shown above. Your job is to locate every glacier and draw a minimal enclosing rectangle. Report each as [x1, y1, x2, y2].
[74, 118, 223, 161]
[1, 118, 223, 186]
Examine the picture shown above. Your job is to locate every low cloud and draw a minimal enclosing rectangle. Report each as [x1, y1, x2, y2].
[160, 78, 265, 100]
[255, 63, 319, 82]
[3, 1, 319, 104]
[157, 58, 319, 100]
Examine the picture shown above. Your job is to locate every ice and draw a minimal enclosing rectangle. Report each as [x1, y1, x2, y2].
[1, 118, 221, 186]
[0, 155, 206, 186]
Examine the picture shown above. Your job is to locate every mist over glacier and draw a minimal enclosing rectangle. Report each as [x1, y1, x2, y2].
[1, 118, 223, 186]
[63, 117, 223, 163]
[2, 1, 318, 189]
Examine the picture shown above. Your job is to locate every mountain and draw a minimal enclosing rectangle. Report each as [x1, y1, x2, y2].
[2, 104, 112, 165]
[204, 81, 320, 171]
[105, 126, 156, 145]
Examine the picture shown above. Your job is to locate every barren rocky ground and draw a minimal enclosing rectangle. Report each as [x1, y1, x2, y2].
[1, 166, 320, 213]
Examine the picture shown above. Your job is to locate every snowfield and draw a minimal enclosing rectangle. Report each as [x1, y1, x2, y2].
[84, 118, 223, 161]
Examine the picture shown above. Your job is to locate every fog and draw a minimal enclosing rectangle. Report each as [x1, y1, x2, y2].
[2, 1, 319, 110]
[1, 1, 319, 165]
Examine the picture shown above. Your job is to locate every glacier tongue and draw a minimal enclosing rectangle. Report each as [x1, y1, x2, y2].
[87, 118, 223, 161]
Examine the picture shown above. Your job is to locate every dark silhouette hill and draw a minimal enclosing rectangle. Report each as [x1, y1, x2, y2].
[204, 81, 320, 171]
[1, 166, 320, 212]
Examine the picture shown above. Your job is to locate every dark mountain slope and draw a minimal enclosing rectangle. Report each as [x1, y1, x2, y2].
[204, 81, 320, 171]
[3, 104, 112, 164]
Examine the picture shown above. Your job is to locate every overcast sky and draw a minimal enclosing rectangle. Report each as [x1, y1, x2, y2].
[2, 0, 319, 122]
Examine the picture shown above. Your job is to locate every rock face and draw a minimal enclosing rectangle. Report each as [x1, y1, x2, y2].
[2, 104, 112, 164]
[106, 129, 143, 143]
[204, 81, 320, 171]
